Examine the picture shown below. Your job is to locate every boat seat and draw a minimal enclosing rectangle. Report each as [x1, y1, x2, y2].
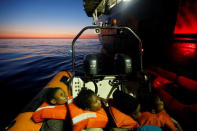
[83, 53, 132, 77]
[114, 53, 132, 75]
[84, 53, 115, 76]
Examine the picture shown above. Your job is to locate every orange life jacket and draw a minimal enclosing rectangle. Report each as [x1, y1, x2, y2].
[138, 110, 176, 131]
[108, 100, 139, 129]
[32, 96, 73, 123]
[67, 99, 108, 131]
[32, 102, 67, 122]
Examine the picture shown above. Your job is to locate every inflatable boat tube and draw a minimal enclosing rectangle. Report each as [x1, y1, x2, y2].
[148, 66, 197, 92]
[145, 68, 197, 129]
[7, 71, 72, 131]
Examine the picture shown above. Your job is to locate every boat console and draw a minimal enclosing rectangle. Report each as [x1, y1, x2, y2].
[69, 25, 148, 100]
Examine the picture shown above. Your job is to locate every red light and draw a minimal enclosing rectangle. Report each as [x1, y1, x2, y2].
[174, 1, 197, 34]
[175, 43, 196, 56]
[180, 43, 196, 56]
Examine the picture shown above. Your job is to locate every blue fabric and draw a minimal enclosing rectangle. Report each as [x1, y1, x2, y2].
[137, 125, 162, 131]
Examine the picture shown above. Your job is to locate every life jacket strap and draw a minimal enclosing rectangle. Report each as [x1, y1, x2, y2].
[72, 113, 97, 125]
[35, 106, 55, 111]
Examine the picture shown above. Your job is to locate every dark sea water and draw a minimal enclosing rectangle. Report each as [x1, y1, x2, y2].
[0, 39, 101, 128]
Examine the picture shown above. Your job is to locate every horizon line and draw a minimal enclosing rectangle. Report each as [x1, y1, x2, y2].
[0, 34, 98, 39]
[0, 37, 98, 39]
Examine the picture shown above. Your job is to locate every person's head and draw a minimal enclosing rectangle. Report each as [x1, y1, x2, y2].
[113, 90, 141, 119]
[46, 87, 68, 105]
[74, 88, 101, 111]
[150, 94, 164, 113]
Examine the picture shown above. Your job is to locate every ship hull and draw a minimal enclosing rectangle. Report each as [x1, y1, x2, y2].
[97, 0, 197, 80]
[98, 0, 178, 57]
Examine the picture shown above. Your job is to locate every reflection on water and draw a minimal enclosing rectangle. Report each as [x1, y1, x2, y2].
[172, 43, 196, 62]
[180, 44, 196, 56]
[0, 39, 101, 83]
[164, 39, 197, 80]
[0, 39, 101, 128]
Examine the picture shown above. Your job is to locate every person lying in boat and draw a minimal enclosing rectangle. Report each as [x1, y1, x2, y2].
[108, 90, 141, 130]
[138, 94, 177, 131]
[67, 88, 108, 131]
[32, 87, 70, 123]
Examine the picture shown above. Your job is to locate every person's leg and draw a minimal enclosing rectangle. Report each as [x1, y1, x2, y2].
[109, 128, 128, 131]
[40, 119, 65, 131]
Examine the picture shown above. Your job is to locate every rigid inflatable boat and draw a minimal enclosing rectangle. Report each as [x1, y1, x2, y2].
[5, 25, 196, 130]
[5, 25, 147, 131]
[6, 71, 72, 131]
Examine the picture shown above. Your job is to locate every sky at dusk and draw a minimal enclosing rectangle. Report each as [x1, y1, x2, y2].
[0, 0, 95, 39]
